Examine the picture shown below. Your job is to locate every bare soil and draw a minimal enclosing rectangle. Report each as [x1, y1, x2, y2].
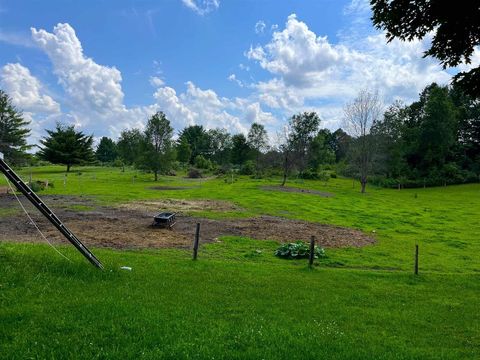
[0, 194, 374, 249]
[261, 185, 334, 197]
[119, 199, 243, 213]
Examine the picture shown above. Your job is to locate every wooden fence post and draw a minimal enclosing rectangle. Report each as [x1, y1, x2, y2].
[309, 235, 315, 268]
[193, 223, 200, 260]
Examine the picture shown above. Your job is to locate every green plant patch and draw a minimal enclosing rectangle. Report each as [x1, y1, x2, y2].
[275, 241, 326, 259]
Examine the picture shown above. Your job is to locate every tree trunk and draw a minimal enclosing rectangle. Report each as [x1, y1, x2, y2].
[67, 164, 71, 172]
[281, 153, 288, 186]
[360, 178, 367, 193]
[154, 170, 158, 181]
[281, 172, 287, 187]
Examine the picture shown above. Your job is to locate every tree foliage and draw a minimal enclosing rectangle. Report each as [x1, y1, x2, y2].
[247, 122, 269, 174]
[0, 90, 31, 165]
[371, 82, 480, 187]
[178, 125, 211, 164]
[117, 129, 143, 166]
[38, 123, 94, 172]
[139, 111, 175, 181]
[371, 0, 480, 98]
[96, 136, 117, 163]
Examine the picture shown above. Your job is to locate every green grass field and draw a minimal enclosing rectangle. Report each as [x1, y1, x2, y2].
[1, 166, 479, 359]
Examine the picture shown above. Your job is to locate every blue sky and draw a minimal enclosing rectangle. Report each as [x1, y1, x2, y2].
[0, 0, 474, 144]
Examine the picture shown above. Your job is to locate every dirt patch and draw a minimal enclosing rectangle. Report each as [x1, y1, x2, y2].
[261, 185, 334, 197]
[0, 194, 374, 249]
[0, 186, 10, 194]
[119, 199, 242, 213]
[148, 186, 198, 191]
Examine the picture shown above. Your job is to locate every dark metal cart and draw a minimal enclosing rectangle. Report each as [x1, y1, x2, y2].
[152, 212, 176, 229]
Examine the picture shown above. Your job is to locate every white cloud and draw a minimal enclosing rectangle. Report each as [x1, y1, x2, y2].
[227, 73, 244, 87]
[30, 23, 153, 136]
[0, 63, 60, 113]
[244, 102, 276, 126]
[151, 80, 279, 134]
[0, 63, 62, 144]
[247, 13, 453, 129]
[182, 0, 220, 15]
[150, 76, 165, 87]
[247, 14, 343, 87]
[255, 20, 266, 34]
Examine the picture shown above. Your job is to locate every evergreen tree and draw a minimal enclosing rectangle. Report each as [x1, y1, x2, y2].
[38, 123, 94, 172]
[0, 90, 31, 165]
[96, 136, 118, 163]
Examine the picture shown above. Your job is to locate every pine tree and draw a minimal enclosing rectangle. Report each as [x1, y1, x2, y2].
[38, 123, 94, 172]
[0, 90, 31, 165]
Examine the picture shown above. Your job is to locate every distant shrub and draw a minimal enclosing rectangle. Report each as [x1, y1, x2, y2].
[215, 163, 232, 175]
[299, 169, 319, 179]
[239, 160, 255, 175]
[275, 241, 326, 260]
[28, 180, 53, 192]
[194, 155, 213, 169]
[330, 172, 337, 178]
[187, 168, 203, 178]
[112, 159, 124, 168]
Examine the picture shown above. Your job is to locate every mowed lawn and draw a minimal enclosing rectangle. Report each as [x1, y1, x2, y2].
[0, 166, 479, 359]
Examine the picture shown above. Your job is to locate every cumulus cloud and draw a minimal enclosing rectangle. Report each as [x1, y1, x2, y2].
[0, 63, 62, 144]
[0, 63, 60, 113]
[182, 0, 220, 15]
[247, 14, 343, 87]
[31, 24, 126, 118]
[151, 80, 280, 134]
[30, 23, 153, 136]
[247, 13, 453, 127]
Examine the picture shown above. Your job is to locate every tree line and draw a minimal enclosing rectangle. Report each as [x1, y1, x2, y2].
[0, 82, 479, 191]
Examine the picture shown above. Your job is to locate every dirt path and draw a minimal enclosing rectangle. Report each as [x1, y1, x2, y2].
[0, 194, 374, 249]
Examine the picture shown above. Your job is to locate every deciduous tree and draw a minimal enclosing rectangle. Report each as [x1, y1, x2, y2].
[247, 122, 269, 174]
[139, 111, 175, 181]
[344, 90, 382, 193]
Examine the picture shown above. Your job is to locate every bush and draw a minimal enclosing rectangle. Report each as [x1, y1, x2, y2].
[28, 180, 53, 192]
[239, 160, 256, 175]
[112, 159, 124, 168]
[299, 169, 319, 179]
[187, 168, 203, 178]
[194, 155, 213, 170]
[275, 241, 326, 260]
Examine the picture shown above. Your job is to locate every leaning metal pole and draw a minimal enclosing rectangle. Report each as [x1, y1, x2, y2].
[0, 156, 103, 269]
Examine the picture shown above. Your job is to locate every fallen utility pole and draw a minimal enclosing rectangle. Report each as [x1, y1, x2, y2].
[0, 157, 103, 269]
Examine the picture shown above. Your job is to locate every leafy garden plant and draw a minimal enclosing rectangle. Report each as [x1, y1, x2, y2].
[275, 241, 326, 260]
